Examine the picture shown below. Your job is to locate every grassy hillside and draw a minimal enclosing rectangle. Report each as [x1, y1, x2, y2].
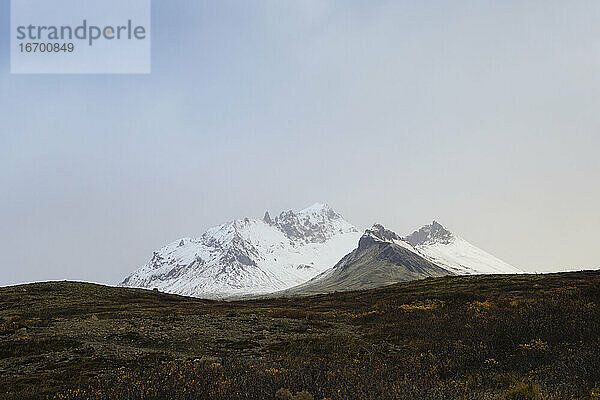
[1, 271, 600, 399]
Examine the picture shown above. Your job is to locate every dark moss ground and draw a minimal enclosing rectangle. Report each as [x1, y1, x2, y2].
[1, 271, 599, 399]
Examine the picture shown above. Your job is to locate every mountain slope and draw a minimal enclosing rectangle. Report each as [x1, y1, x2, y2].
[405, 221, 522, 275]
[283, 224, 453, 295]
[122, 206, 521, 299]
[120, 203, 361, 298]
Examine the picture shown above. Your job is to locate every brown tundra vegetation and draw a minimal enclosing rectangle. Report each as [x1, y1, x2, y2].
[1, 271, 599, 399]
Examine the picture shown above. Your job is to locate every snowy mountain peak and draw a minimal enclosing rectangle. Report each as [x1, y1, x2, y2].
[269, 203, 353, 244]
[364, 224, 402, 243]
[358, 224, 399, 250]
[358, 224, 419, 253]
[404, 221, 522, 276]
[299, 202, 334, 215]
[405, 220, 454, 246]
[121, 203, 361, 298]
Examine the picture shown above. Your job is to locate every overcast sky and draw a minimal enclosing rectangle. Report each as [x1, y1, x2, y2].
[1, 0, 599, 286]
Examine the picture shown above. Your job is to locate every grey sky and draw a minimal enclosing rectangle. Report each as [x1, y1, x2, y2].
[1, 0, 599, 286]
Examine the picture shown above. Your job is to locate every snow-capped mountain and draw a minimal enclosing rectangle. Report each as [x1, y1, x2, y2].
[279, 222, 521, 296]
[120, 203, 361, 298]
[404, 221, 522, 275]
[281, 224, 453, 296]
[122, 204, 522, 299]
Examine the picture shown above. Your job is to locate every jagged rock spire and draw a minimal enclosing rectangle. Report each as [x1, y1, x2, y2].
[405, 221, 453, 246]
[263, 211, 273, 224]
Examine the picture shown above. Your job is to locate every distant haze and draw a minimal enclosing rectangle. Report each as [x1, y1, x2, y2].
[1, 1, 599, 286]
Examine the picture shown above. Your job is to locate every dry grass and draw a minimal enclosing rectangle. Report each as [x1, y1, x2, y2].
[1, 271, 599, 399]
